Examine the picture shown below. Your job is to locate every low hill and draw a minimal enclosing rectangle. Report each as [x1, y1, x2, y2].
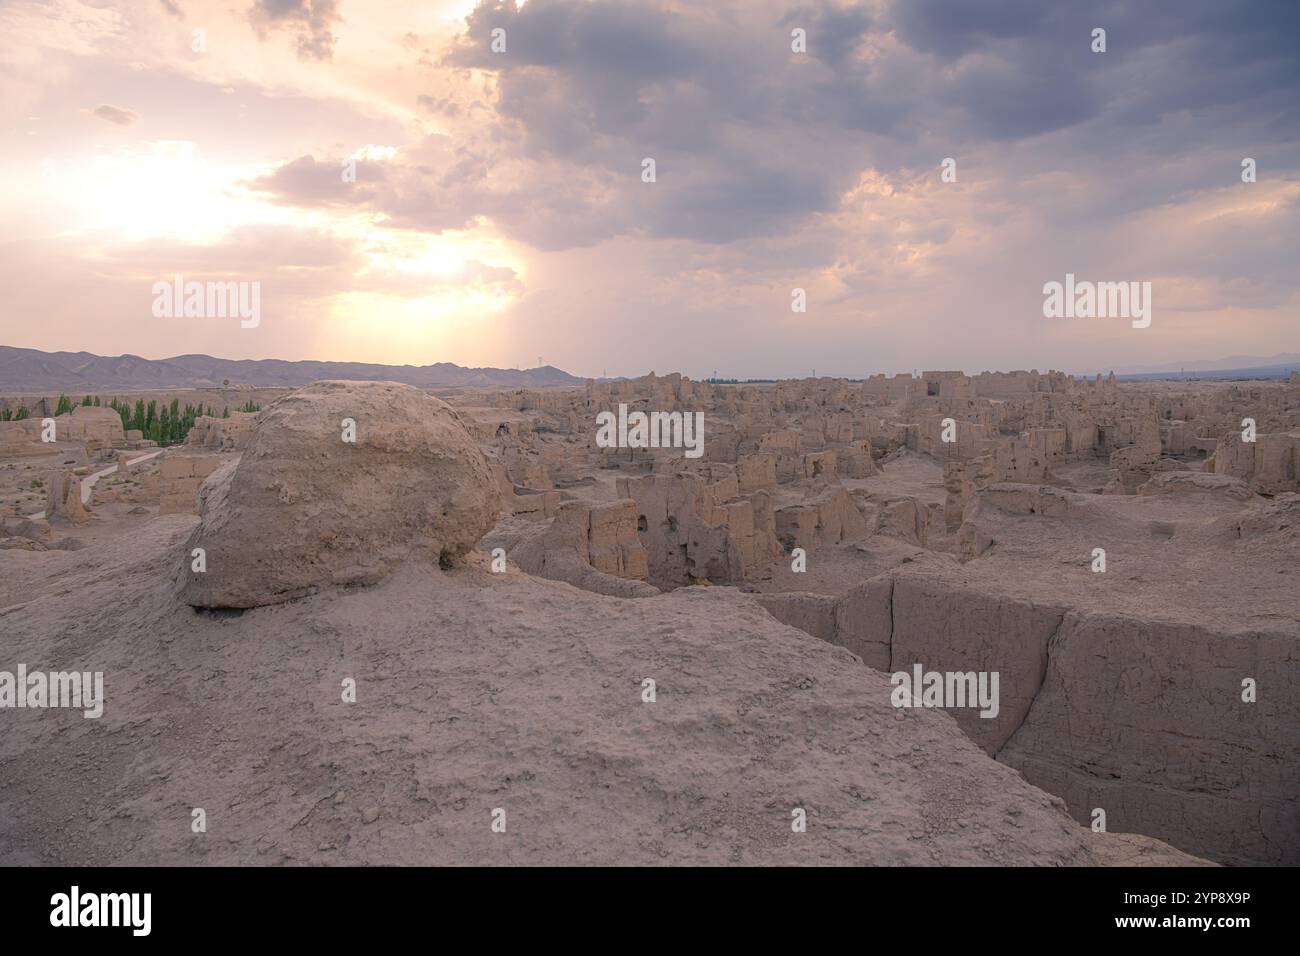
[0, 346, 583, 390]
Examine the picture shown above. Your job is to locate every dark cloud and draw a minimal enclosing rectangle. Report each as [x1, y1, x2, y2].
[640, 160, 836, 244]
[781, 2, 874, 69]
[417, 94, 460, 117]
[247, 154, 386, 205]
[248, 0, 342, 61]
[890, 0, 1055, 58]
[92, 104, 140, 125]
[890, 0, 1300, 133]
[430, 1, 864, 244]
[945, 46, 1097, 140]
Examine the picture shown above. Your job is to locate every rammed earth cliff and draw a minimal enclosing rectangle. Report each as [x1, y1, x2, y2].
[890, 665, 1000, 720]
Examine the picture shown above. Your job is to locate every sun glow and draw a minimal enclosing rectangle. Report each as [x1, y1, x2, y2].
[36, 141, 276, 243]
[325, 287, 514, 366]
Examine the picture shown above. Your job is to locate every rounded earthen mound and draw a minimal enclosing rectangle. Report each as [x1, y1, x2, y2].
[178, 380, 500, 608]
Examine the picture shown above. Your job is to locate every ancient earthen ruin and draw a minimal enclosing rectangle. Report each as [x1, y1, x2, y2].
[2, 369, 1294, 866]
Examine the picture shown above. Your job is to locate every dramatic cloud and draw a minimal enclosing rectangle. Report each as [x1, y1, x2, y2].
[1, 0, 1297, 376]
[249, 0, 1299, 252]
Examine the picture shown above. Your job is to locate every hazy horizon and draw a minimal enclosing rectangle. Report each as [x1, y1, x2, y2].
[2, 0, 1297, 379]
[4, 342, 1300, 383]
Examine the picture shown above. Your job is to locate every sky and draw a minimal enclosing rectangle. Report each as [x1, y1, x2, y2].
[0, 0, 1296, 379]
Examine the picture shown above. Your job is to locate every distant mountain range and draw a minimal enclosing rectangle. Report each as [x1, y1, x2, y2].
[0, 346, 584, 391]
[1107, 352, 1300, 380]
[4, 345, 1295, 391]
